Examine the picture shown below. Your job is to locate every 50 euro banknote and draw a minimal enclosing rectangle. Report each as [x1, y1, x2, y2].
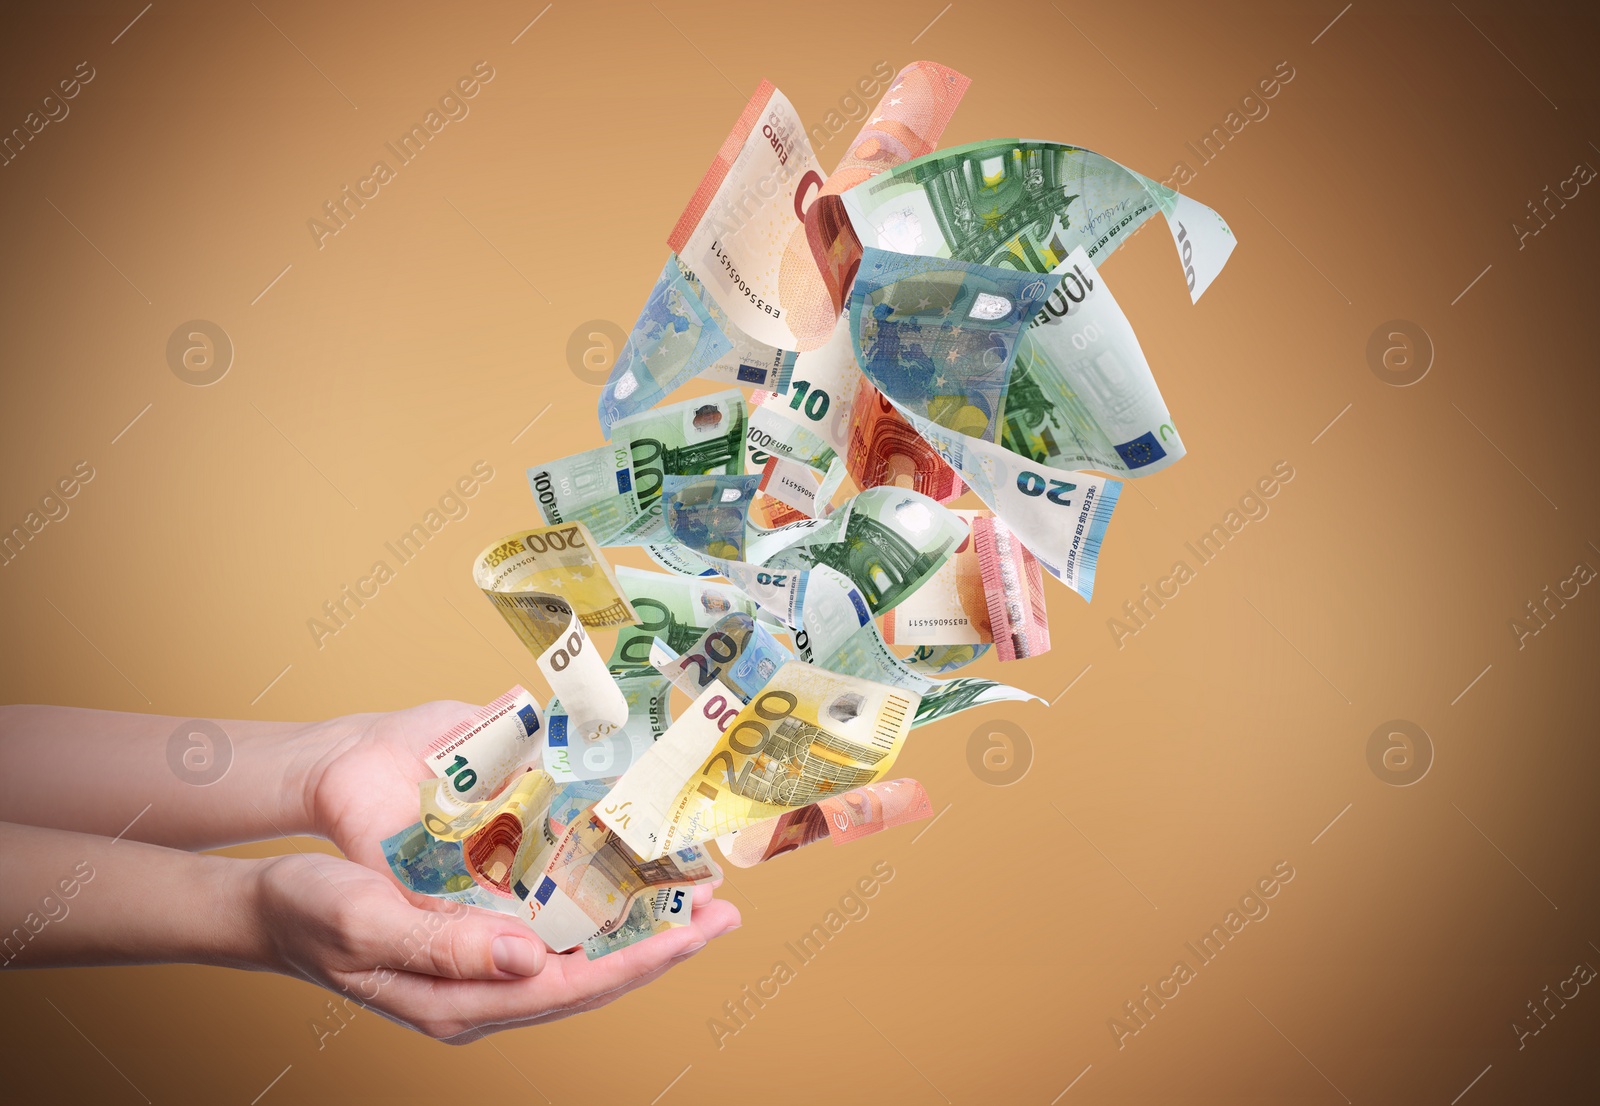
[668, 62, 971, 351]
[882, 511, 1048, 660]
[716, 777, 931, 868]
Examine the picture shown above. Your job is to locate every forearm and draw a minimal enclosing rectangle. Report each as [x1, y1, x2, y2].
[0, 821, 269, 971]
[0, 704, 356, 848]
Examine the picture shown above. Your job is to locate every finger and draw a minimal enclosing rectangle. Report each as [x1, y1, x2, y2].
[457, 946, 707, 1037]
[691, 883, 716, 907]
[359, 895, 549, 981]
[369, 902, 742, 1043]
[357, 936, 711, 1041]
[544, 897, 741, 1003]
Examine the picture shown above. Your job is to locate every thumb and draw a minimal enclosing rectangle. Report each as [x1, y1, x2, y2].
[367, 897, 548, 980]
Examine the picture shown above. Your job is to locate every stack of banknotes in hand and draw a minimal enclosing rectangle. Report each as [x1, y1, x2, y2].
[383, 60, 1234, 957]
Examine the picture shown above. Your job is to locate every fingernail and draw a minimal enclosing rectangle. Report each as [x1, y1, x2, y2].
[492, 935, 542, 977]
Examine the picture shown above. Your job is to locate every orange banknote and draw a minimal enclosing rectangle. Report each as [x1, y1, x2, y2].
[779, 61, 971, 349]
[717, 777, 932, 867]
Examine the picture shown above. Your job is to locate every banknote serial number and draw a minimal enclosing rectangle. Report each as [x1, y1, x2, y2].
[709, 241, 780, 318]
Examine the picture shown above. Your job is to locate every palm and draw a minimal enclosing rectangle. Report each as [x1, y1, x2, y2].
[311, 700, 485, 871]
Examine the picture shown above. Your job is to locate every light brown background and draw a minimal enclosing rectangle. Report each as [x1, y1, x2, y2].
[2, 1, 1598, 1102]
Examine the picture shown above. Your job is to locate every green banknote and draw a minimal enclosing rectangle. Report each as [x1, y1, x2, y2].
[611, 566, 757, 672]
[529, 390, 748, 545]
[839, 139, 1235, 302]
[754, 486, 968, 616]
[798, 566, 1038, 726]
[999, 248, 1182, 476]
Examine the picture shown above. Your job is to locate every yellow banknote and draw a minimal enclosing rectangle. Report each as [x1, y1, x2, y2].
[599, 664, 920, 858]
[474, 523, 634, 741]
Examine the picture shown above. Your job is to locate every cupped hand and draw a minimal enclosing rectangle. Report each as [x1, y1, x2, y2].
[305, 699, 485, 871]
[252, 851, 740, 1042]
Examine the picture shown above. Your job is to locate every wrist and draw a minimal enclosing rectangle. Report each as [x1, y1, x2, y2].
[280, 714, 366, 841]
[206, 853, 283, 972]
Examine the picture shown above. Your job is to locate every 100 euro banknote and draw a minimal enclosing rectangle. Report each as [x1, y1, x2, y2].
[530, 390, 747, 546]
[840, 138, 1236, 303]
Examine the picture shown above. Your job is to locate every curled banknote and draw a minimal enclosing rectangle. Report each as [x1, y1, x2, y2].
[849, 247, 1061, 440]
[611, 566, 756, 671]
[667, 81, 824, 350]
[691, 555, 810, 627]
[762, 318, 862, 455]
[850, 244, 1183, 478]
[521, 809, 720, 951]
[598, 667, 919, 859]
[673, 256, 796, 389]
[548, 780, 611, 838]
[644, 541, 722, 578]
[1000, 248, 1183, 476]
[839, 138, 1236, 303]
[845, 373, 965, 502]
[883, 511, 1048, 661]
[753, 486, 968, 616]
[473, 523, 637, 626]
[382, 822, 476, 897]
[914, 424, 1121, 601]
[662, 473, 762, 560]
[747, 402, 839, 473]
[798, 564, 1041, 725]
[544, 672, 672, 782]
[418, 767, 560, 843]
[757, 454, 846, 523]
[778, 61, 971, 349]
[650, 610, 793, 702]
[475, 525, 632, 743]
[421, 686, 543, 802]
[716, 777, 932, 868]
